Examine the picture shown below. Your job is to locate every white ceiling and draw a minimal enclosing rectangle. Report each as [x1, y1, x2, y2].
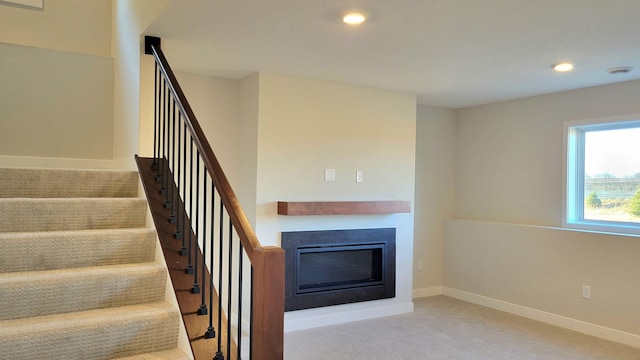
[146, 0, 640, 109]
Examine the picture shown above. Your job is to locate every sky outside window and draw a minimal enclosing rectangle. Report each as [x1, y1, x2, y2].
[585, 127, 640, 178]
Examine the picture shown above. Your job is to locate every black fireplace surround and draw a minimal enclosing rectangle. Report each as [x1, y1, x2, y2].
[281, 228, 396, 311]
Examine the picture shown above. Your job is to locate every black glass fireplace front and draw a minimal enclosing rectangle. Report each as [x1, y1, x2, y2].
[282, 228, 396, 311]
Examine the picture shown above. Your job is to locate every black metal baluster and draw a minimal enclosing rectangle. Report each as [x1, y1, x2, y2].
[167, 99, 177, 212]
[198, 171, 208, 315]
[161, 82, 170, 198]
[159, 81, 167, 189]
[192, 154, 201, 294]
[165, 98, 175, 210]
[205, 184, 217, 339]
[152, 62, 159, 170]
[186, 140, 194, 274]
[214, 201, 225, 360]
[156, 78, 165, 183]
[174, 113, 182, 236]
[179, 122, 188, 254]
[237, 238, 244, 360]
[226, 218, 233, 360]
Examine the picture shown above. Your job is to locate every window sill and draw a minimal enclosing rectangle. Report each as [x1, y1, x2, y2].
[564, 220, 640, 237]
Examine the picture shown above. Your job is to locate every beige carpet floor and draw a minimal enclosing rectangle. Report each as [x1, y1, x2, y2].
[284, 296, 640, 359]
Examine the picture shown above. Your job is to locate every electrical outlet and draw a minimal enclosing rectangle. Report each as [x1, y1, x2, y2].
[356, 171, 363, 183]
[417, 260, 424, 271]
[582, 285, 591, 299]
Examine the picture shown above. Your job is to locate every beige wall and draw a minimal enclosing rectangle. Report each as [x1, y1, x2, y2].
[455, 80, 640, 226]
[0, 0, 111, 57]
[446, 79, 640, 344]
[251, 72, 417, 330]
[445, 219, 640, 336]
[0, 42, 113, 159]
[143, 70, 257, 224]
[0, 0, 168, 164]
[0, 1, 113, 161]
[174, 72, 241, 188]
[413, 105, 456, 293]
[237, 73, 260, 226]
[112, 0, 170, 161]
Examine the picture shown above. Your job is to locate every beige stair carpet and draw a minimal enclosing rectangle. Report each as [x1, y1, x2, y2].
[0, 262, 167, 320]
[0, 198, 148, 232]
[0, 228, 156, 272]
[0, 167, 188, 360]
[0, 168, 139, 198]
[0, 303, 180, 359]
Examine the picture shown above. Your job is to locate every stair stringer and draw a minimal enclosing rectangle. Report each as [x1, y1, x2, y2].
[138, 174, 195, 360]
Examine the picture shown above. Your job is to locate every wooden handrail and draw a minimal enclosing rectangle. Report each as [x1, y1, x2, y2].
[150, 44, 261, 261]
[147, 41, 284, 360]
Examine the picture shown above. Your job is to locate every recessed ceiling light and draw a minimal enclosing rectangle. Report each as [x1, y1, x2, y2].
[343, 12, 366, 25]
[607, 66, 633, 74]
[552, 63, 574, 72]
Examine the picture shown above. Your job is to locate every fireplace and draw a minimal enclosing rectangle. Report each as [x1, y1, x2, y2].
[281, 228, 396, 311]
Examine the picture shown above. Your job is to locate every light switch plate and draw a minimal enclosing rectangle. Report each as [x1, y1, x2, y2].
[324, 169, 336, 182]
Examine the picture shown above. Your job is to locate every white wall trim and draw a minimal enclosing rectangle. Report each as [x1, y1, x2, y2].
[412, 286, 443, 298]
[0, 0, 43, 10]
[443, 287, 640, 349]
[113, 156, 138, 171]
[284, 301, 414, 333]
[0, 155, 132, 170]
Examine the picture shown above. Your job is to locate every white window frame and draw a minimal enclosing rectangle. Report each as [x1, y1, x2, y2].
[564, 114, 640, 235]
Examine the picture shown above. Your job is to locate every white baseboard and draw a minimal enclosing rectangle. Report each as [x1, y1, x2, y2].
[284, 301, 414, 333]
[412, 286, 443, 298]
[443, 287, 640, 349]
[113, 156, 138, 170]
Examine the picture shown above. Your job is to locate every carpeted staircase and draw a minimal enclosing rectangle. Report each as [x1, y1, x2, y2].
[0, 167, 190, 360]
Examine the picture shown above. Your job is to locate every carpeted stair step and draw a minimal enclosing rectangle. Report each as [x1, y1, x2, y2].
[0, 262, 167, 321]
[0, 302, 180, 360]
[0, 197, 147, 232]
[0, 228, 156, 273]
[0, 168, 139, 198]
[113, 349, 193, 360]
[0, 166, 189, 359]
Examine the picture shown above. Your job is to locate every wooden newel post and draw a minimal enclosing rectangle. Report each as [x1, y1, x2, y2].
[251, 246, 285, 360]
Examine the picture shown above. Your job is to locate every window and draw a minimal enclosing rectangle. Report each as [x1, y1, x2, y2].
[565, 116, 640, 234]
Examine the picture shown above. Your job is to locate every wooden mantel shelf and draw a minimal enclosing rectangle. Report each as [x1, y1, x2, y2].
[277, 201, 411, 216]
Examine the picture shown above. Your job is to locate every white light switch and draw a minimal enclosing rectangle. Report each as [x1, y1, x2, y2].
[356, 171, 363, 183]
[324, 169, 336, 182]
